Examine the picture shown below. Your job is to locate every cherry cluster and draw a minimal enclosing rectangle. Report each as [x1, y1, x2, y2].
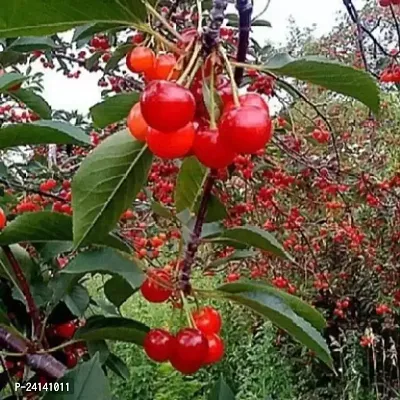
[139, 269, 224, 374]
[380, 65, 400, 83]
[378, 0, 400, 6]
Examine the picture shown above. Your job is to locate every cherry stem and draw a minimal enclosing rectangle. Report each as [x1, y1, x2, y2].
[177, 42, 202, 86]
[1, 246, 44, 343]
[138, 23, 184, 55]
[209, 57, 217, 129]
[220, 46, 240, 106]
[234, 0, 253, 85]
[179, 173, 216, 294]
[145, 3, 184, 42]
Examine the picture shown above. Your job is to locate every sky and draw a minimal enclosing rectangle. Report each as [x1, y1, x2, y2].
[40, 0, 366, 114]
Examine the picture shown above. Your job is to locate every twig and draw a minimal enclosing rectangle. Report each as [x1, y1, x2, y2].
[390, 4, 400, 51]
[0, 355, 20, 399]
[203, 0, 229, 53]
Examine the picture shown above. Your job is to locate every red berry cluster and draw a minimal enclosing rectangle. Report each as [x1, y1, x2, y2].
[380, 65, 400, 83]
[379, 0, 400, 6]
[143, 306, 224, 374]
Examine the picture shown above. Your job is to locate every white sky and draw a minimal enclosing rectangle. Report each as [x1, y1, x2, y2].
[40, 0, 366, 114]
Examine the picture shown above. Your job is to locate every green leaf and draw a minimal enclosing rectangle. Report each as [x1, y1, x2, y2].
[0, 244, 35, 281]
[216, 225, 294, 261]
[0, 120, 90, 149]
[9, 88, 52, 119]
[0, 51, 27, 67]
[0, 72, 26, 92]
[104, 275, 137, 308]
[208, 376, 235, 400]
[105, 353, 130, 379]
[87, 340, 110, 364]
[262, 53, 380, 114]
[72, 130, 153, 247]
[202, 80, 222, 122]
[7, 36, 57, 52]
[72, 23, 124, 42]
[62, 248, 144, 292]
[90, 92, 139, 129]
[218, 281, 326, 331]
[74, 316, 150, 345]
[204, 195, 228, 223]
[104, 43, 132, 73]
[85, 52, 102, 71]
[209, 249, 257, 268]
[43, 354, 111, 400]
[252, 19, 272, 27]
[0, 211, 130, 252]
[64, 284, 90, 316]
[217, 282, 333, 369]
[175, 156, 207, 214]
[151, 201, 173, 219]
[0, 1, 147, 38]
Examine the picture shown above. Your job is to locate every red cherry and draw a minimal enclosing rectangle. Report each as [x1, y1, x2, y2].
[147, 123, 195, 159]
[0, 207, 6, 229]
[219, 106, 273, 154]
[126, 46, 155, 74]
[144, 329, 175, 362]
[379, 0, 391, 6]
[169, 328, 208, 374]
[224, 93, 269, 114]
[127, 103, 148, 142]
[140, 80, 196, 132]
[226, 273, 240, 282]
[192, 128, 235, 169]
[65, 352, 78, 368]
[53, 321, 76, 339]
[204, 334, 224, 364]
[140, 269, 172, 303]
[192, 306, 222, 335]
[148, 53, 179, 81]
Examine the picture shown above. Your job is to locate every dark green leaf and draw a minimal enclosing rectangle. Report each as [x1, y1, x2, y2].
[105, 44, 132, 73]
[35, 241, 74, 261]
[151, 201, 173, 219]
[0, 244, 35, 281]
[0, 120, 90, 149]
[0, 51, 27, 67]
[62, 248, 144, 291]
[0, 72, 26, 92]
[72, 130, 153, 247]
[217, 282, 333, 368]
[85, 52, 102, 71]
[9, 88, 52, 119]
[64, 284, 90, 316]
[262, 53, 380, 114]
[204, 195, 228, 223]
[204, 238, 249, 250]
[226, 13, 239, 27]
[90, 92, 139, 129]
[252, 19, 272, 27]
[216, 225, 294, 261]
[0, 1, 147, 38]
[7, 36, 57, 52]
[105, 353, 130, 379]
[0, 211, 130, 252]
[104, 275, 136, 307]
[87, 340, 110, 364]
[208, 376, 235, 400]
[74, 316, 150, 345]
[43, 354, 111, 400]
[72, 23, 125, 42]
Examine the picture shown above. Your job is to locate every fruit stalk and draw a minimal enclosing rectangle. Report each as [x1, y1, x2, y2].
[180, 174, 215, 294]
[234, 0, 253, 85]
[0, 327, 66, 379]
[203, 0, 229, 53]
[1, 246, 43, 342]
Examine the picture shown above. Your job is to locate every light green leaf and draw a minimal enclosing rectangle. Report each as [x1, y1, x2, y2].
[0, 211, 130, 252]
[72, 23, 124, 42]
[74, 316, 149, 345]
[209, 249, 257, 268]
[262, 53, 380, 114]
[151, 201, 173, 219]
[0, 120, 90, 149]
[217, 282, 333, 369]
[208, 376, 235, 400]
[90, 92, 139, 129]
[0, 72, 26, 92]
[62, 248, 144, 291]
[0, 1, 147, 37]
[9, 88, 52, 119]
[72, 130, 153, 247]
[43, 354, 111, 400]
[105, 43, 132, 73]
[64, 284, 90, 316]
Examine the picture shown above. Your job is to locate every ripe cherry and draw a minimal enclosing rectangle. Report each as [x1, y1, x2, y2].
[224, 93, 269, 114]
[193, 128, 235, 169]
[204, 334, 224, 364]
[140, 80, 196, 132]
[126, 46, 155, 74]
[65, 352, 78, 369]
[169, 328, 208, 374]
[192, 306, 222, 335]
[144, 329, 175, 362]
[0, 207, 6, 229]
[127, 103, 148, 142]
[53, 321, 76, 339]
[147, 53, 179, 81]
[219, 106, 273, 154]
[140, 269, 172, 303]
[147, 123, 195, 159]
